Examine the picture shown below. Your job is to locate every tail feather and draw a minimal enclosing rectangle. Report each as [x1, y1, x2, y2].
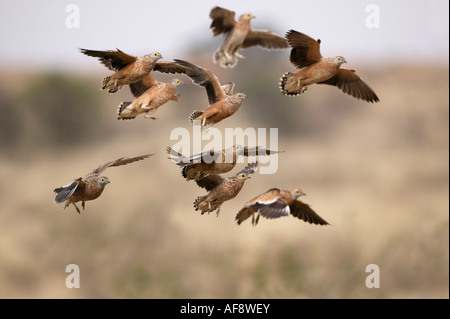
[189, 110, 203, 124]
[213, 50, 238, 68]
[117, 101, 135, 120]
[102, 76, 110, 90]
[279, 72, 300, 96]
[193, 195, 207, 211]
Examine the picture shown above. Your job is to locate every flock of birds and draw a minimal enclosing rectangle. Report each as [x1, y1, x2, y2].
[53, 6, 380, 227]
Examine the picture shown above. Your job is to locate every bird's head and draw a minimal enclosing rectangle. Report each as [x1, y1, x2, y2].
[145, 51, 162, 62]
[233, 144, 244, 154]
[240, 12, 255, 21]
[233, 93, 246, 101]
[171, 78, 184, 87]
[291, 188, 306, 199]
[333, 56, 347, 66]
[236, 172, 251, 181]
[98, 176, 111, 188]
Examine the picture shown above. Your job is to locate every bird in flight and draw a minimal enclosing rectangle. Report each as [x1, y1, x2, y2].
[279, 30, 379, 103]
[117, 78, 184, 120]
[80, 48, 187, 94]
[173, 59, 246, 128]
[236, 188, 330, 226]
[194, 162, 258, 216]
[209, 6, 289, 68]
[53, 154, 153, 213]
[166, 144, 282, 183]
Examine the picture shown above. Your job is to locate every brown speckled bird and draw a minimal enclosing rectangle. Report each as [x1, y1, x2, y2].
[173, 59, 246, 127]
[53, 154, 153, 213]
[236, 188, 329, 226]
[210, 6, 289, 68]
[80, 48, 187, 94]
[193, 162, 258, 216]
[279, 30, 379, 103]
[166, 145, 281, 183]
[117, 78, 184, 120]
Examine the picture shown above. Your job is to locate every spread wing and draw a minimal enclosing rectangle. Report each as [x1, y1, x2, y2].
[222, 82, 235, 95]
[79, 48, 137, 71]
[243, 30, 289, 49]
[286, 29, 322, 69]
[209, 6, 236, 36]
[153, 61, 191, 74]
[243, 146, 283, 157]
[173, 59, 226, 104]
[195, 174, 225, 191]
[92, 154, 154, 175]
[129, 74, 159, 97]
[290, 200, 329, 225]
[318, 68, 379, 103]
[166, 146, 222, 166]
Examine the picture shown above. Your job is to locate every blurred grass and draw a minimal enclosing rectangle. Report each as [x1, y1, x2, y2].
[0, 52, 448, 298]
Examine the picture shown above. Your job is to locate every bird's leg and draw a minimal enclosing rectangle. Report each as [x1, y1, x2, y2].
[144, 114, 158, 120]
[73, 203, 81, 214]
[235, 52, 246, 59]
[296, 78, 302, 93]
[82, 201, 85, 211]
[215, 206, 221, 217]
[224, 51, 232, 61]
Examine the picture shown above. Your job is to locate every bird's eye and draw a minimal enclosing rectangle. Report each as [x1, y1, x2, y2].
[240, 174, 246, 178]
[295, 190, 301, 194]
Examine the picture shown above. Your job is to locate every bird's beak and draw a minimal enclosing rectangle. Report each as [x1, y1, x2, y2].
[300, 191, 306, 196]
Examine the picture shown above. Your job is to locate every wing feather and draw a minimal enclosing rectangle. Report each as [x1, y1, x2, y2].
[318, 68, 379, 103]
[286, 30, 322, 68]
[290, 200, 329, 225]
[79, 48, 137, 71]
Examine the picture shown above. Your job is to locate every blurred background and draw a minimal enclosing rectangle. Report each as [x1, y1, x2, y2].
[0, 0, 448, 298]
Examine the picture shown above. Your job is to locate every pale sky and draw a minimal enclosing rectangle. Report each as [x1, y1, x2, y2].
[0, 0, 448, 71]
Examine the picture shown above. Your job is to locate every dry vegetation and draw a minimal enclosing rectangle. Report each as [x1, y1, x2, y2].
[0, 51, 448, 298]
